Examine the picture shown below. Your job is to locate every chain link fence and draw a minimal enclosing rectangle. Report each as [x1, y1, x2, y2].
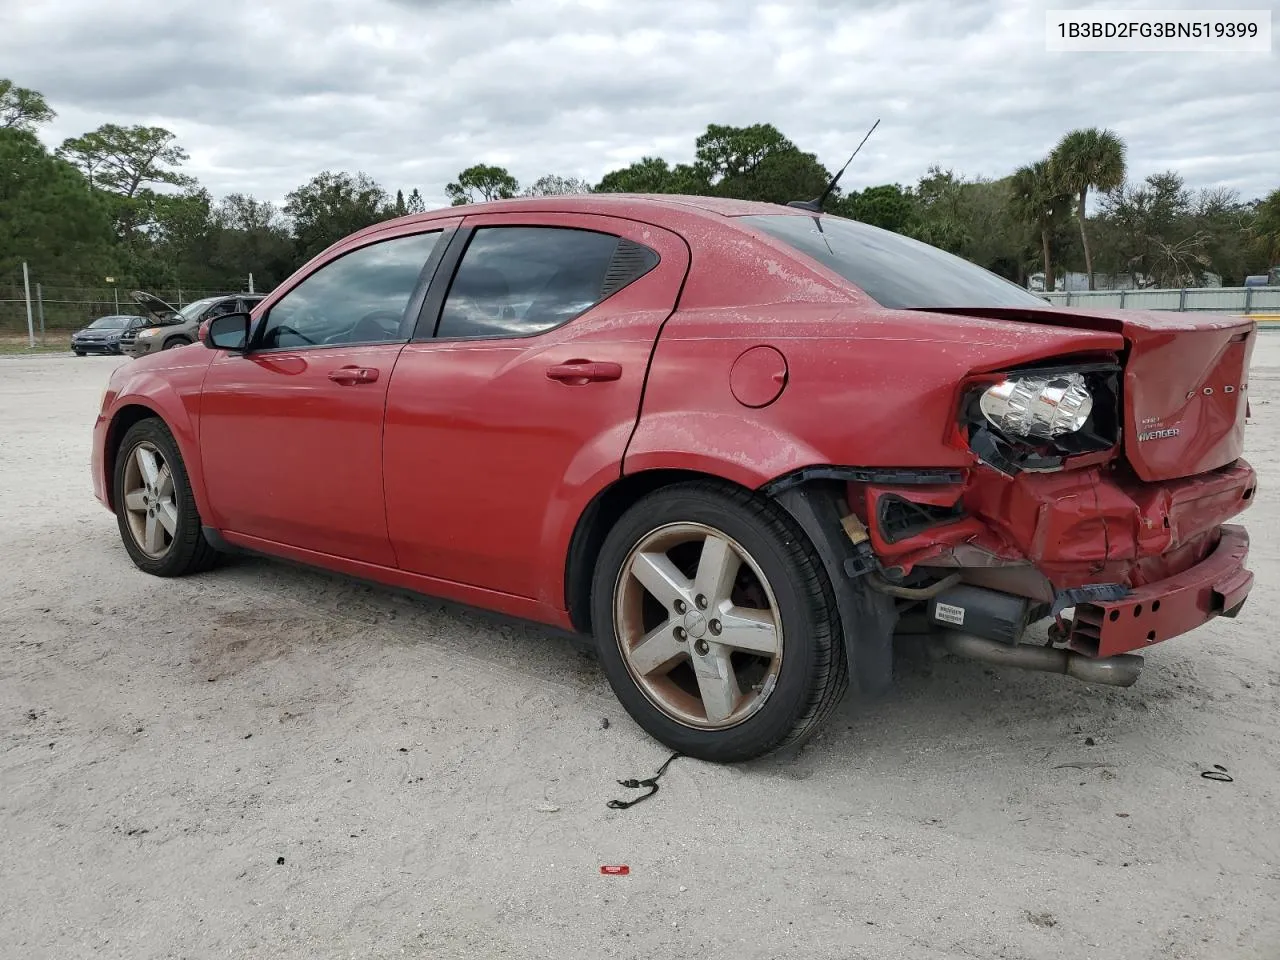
[1, 274, 255, 342]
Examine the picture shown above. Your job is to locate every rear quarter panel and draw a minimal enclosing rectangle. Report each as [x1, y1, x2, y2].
[625, 306, 1126, 486]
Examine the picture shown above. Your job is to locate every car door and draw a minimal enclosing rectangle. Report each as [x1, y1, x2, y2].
[383, 212, 690, 604]
[199, 220, 459, 565]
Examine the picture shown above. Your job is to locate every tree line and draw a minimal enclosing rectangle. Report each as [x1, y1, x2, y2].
[3, 77, 1277, 307]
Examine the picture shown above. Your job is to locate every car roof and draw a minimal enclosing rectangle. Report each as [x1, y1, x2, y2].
[465, 194, 801, 217]
[388, 193, 808, 227]
[320, 194, 813, 261]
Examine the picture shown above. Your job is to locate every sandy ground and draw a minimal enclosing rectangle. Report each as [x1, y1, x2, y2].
[2, 345, 1278, 960]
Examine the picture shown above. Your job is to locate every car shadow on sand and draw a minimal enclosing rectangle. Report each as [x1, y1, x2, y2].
[195, 550, 1229, 779]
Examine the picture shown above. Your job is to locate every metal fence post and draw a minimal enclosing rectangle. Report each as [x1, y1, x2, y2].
[1245, 286, 1254, 315]
[1119, 289, 1126, 308]
[22, 262, 35, 348]
[1178, 288, 1187, 310]
[36, 283, 45, 343]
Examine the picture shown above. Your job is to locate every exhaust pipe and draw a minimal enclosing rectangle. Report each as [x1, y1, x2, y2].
[942, 632, 1144, 687]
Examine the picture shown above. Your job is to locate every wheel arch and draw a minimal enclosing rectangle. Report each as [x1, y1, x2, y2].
[563, 468, 754, 634]
[104, 403, 164, 510]
[568, 468, 803, 640]
[103, 395, 210, 520]
[564, 464, 902, 698]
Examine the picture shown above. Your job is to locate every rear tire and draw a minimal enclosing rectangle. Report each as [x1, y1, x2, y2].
[112, 418, 219, 577]
[591, 480, 847, 763]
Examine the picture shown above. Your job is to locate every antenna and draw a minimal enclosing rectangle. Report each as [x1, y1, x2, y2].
[787, 117, 881, 213]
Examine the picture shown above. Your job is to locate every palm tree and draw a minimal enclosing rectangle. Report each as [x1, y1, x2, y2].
[1051, 128, 1127, 290]
[1149, 233, 1212, 288]
[1010, 161, 1071, 292]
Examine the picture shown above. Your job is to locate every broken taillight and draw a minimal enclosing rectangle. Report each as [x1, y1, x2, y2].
[978, 372, 1094, 440]
[956, 360, 1122, 476]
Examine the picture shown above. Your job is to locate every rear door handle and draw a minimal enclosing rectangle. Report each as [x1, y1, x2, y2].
[328, 365, 380, 385]
[545, 360, 622, 384]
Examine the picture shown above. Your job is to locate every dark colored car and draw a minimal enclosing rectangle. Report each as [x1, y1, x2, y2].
[90, 194, 1255, 763]
[120, 291, 265, 357]
[71, 314, 146, 355]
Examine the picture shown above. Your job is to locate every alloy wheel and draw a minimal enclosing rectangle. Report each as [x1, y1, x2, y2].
[121, 441, 179, 558]
[613, 522, 784, 729]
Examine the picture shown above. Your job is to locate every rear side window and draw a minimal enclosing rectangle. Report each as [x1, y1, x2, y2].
[204, 299, 241, 320]
[738, 214, 1049, 310]
[435, 226, 657, 340]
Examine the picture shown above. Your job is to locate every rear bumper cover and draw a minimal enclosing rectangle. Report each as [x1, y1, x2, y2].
[1065, 523, 1251, 658]
[802, 460, 1255, 663]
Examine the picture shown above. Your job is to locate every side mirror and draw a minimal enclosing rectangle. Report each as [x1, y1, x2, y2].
[205, 312, 252, 352]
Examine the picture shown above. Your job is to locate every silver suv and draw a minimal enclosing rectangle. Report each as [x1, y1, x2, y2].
[120, 291, 266, 357]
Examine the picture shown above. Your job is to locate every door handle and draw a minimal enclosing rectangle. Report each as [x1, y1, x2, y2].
[328, 365, 380, 384]
[545, 360, 622, 384]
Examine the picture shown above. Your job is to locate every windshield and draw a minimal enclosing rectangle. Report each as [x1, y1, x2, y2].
[738, 214, 1051, 310]
[88, 315, 133, 329]
[177, 297, 220, 320]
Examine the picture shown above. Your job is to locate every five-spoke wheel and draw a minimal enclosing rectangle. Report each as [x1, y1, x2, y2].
[112, 418, 219, 576]
[593, 482, 847, 763]
[121, 441, 179, 558]
[616, 522, 784, 729]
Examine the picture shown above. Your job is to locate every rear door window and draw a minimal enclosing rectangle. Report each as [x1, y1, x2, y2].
[205, 299, 242, 320]
[434, 226, 656, 340]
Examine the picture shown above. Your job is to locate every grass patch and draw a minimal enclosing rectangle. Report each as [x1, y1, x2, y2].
[0, 339, 75, 355]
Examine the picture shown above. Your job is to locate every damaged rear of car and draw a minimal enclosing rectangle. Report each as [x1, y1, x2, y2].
[734, 213, 1255, 695]
[887, 305, 1253, 662]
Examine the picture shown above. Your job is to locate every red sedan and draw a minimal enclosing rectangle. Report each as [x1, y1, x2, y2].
[90, 195, 1255, 763]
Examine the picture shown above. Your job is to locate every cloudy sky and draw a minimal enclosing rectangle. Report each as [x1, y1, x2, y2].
[4, 0, 1276, 210]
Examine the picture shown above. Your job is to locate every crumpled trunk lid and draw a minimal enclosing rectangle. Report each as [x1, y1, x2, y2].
[924, 306, 1255, 482]
[1115, 312, 1253, 482]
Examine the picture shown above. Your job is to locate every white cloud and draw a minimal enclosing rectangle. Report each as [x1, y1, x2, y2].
[3, 0, 1275, 209]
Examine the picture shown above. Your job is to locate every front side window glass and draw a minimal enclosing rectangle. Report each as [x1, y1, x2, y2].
[259, 231, 442, 349]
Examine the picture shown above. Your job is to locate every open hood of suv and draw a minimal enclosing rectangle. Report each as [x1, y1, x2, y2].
[130, 290, 181, 323]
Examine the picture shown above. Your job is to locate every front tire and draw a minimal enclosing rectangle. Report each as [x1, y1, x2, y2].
[591, 481, 847, 763]
[112, 418, 219, 577]
[162, 337, 191, 350]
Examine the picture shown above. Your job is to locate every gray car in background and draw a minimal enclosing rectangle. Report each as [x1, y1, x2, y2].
[70, 314, 147, 355]
[120, 290, 265, 357]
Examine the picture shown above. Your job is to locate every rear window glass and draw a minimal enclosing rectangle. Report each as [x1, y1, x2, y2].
[738, 214, 1049, 310]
